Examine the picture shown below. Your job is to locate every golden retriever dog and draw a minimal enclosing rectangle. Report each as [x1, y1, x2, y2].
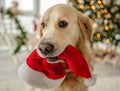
[30, 4, 94, 91]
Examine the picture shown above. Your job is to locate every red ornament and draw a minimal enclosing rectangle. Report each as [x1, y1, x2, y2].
[33, 20, 37, 31]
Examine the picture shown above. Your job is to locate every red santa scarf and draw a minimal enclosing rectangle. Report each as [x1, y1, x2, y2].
[18, 45, 96, 89]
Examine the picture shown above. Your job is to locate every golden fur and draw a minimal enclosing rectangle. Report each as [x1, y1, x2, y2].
[30, 4, 94, 91]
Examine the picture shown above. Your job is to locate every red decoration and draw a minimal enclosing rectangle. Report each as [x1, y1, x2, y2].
[33, 20, 37, 31]
[26, 45, 91, 79]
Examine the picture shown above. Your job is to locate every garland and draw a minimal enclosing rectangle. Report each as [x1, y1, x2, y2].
[6, 9, 28, 54]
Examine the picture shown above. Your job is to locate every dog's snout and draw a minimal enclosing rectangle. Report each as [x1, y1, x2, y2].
[38, 43, 54, 55]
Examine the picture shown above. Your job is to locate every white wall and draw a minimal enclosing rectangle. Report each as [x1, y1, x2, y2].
[5, 0, 34, 11]
[40, 0, 68, 15]
[5, 0, 68, 16]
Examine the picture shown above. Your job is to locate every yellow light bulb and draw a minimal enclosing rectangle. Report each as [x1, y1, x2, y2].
[98, 0, 102, 4]
[100, 5, 104, 8]
[101, 9, 104, 13]
[97, 14, 101, 18]
[106, 38, 110, 44]
[104, 25, 109, 30]
[96, 33, 101, 38]
[79, 5, 84, 9]
[77, 0, 81, 3]
[91, 5, 96, 10]
[104, 9, 108, 13]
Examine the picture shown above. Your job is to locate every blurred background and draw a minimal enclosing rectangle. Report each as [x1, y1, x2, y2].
[0, 0, 120, 91]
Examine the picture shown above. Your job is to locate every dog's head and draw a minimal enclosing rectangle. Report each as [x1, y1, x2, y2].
[37, 4, 93, 62]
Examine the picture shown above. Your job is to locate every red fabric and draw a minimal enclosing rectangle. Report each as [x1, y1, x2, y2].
[26, 45, 91, 80]
[26, 50, 65, 80]
[58, 45, 91, 78]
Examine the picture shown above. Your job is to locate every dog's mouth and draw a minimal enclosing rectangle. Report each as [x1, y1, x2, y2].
[47, 57, 60, 62]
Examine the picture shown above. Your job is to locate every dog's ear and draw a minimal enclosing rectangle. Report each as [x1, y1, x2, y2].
[78, 13, 93, 40]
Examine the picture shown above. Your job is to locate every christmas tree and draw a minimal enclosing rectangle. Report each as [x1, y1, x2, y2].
[70, 0, 120, 49]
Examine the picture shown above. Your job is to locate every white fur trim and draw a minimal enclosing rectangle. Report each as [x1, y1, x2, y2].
[18, 62, 65, 89]
[84, 74, 97, 86]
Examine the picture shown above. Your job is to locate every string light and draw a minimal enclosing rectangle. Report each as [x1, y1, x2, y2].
[104, 25, 109, 30]
[91, 5, 96, 10]
[79, 5, 84, 9]
[106, 38, 110, 44]
[97, 0, 102, 5]
[96, 33, 101, 38]
[70, 0, 119, 47]
[100, 5, 104, 8]
[77, 0, 81, 3]
[100, 9, 104, 13]
[104, 9, 108, 13]
[97, 14, 101, 18]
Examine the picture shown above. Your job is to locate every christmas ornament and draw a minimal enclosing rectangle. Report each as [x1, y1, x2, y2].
[33, 20, 37, 31]
[18, 45, 96, 89]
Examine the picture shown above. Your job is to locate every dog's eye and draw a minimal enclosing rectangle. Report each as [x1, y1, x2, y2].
[59, 21, 68, 28]
[41, 22, 45, 28]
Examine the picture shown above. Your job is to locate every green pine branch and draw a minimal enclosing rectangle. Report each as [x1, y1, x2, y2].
[6, 9, 28, 54]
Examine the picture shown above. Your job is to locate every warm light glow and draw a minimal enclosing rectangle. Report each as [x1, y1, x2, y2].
[93, 23, 98, 29]
[96, 33, 101, 38]
[104, 9, 108, 13]
[77, 0, 81, 3]
[70, 0, 75, 2]
[101, 9, 104, 13]
[106, 38, 110, 43]
[109, 20, 112, 24]
[79, 5, 84, 9]
[86, 5, 90, 9]
[104, 25, 109, 30]
[107, 13, 112, 18]
[97, 14, 101, 18]
[91, 5, 96, 10]
[100, 5, 104, 8]
[98, 0, 102, 4]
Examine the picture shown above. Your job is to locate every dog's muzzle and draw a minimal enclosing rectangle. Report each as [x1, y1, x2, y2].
[38, 42, 60, 62]
[38, 42, 54, 55]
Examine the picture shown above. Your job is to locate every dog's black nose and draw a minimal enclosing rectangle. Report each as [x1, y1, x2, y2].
[38, 43, 54, 55]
